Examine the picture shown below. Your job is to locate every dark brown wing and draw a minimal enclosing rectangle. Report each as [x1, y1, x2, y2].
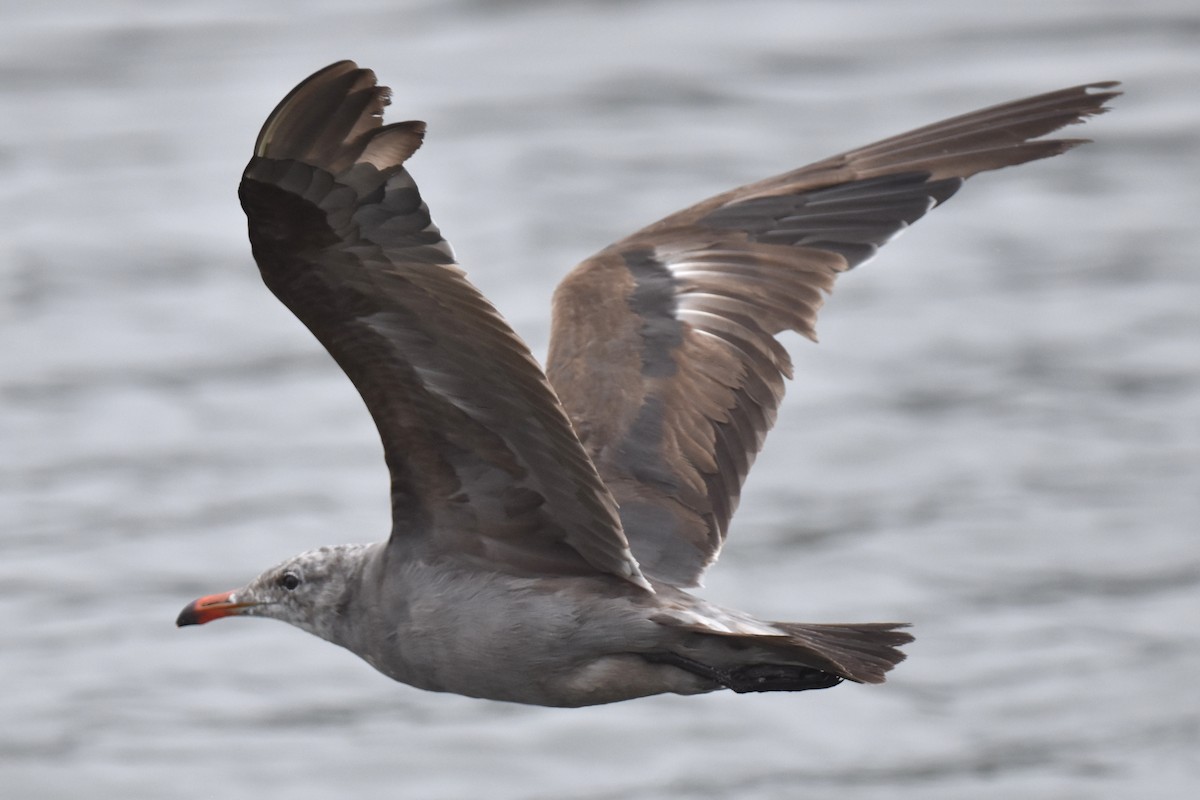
[239, 61, 649, 590]
[546, 82, 1120, 587]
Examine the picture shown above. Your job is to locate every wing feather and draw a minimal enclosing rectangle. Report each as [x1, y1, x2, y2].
[547, 82, 1119, 586]
[240, 62, 649, 590]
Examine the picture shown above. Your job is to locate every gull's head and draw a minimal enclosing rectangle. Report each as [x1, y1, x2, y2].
[176, 544, 371, 642]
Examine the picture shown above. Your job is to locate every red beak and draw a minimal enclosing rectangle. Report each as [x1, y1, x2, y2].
[176, 590, 257, 626]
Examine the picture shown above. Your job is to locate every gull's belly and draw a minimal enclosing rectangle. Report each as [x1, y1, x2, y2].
[356, 572, 712, 706]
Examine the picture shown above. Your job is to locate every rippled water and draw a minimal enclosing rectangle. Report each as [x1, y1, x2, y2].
[3, 1, 1198, 798]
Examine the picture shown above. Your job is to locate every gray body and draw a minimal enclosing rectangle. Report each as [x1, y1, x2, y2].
[348, 543, 708, 706]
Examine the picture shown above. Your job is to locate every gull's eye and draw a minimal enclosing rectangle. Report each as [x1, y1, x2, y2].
[279, 572, 301, 591]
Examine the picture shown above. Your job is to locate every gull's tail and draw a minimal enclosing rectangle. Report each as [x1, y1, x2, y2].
[653, 619, 913, 692]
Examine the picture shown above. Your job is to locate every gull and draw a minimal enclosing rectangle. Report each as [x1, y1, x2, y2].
[177, 61, 1117, 707]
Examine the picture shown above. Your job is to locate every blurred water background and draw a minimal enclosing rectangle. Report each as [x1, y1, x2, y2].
[2, 1, 1198, 798]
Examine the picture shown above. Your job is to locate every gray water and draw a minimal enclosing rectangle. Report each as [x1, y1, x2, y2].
[3, 1, 1198, 797]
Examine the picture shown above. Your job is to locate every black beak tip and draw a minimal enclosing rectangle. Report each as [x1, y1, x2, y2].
[176, 603, 200, 627]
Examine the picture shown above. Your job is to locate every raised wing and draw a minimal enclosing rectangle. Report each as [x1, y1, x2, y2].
[239, 61, 649, 590]
[546, 82, 1120, 587]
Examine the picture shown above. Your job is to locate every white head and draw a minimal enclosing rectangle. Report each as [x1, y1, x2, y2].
[177, 544, 372, 644]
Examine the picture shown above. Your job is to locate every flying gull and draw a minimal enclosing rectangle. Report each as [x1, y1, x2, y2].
[177, 61, 1117, 707]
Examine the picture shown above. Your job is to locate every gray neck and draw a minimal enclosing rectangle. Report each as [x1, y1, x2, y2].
[319, 544, 388, 652]
[302, 542, 377, 646]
